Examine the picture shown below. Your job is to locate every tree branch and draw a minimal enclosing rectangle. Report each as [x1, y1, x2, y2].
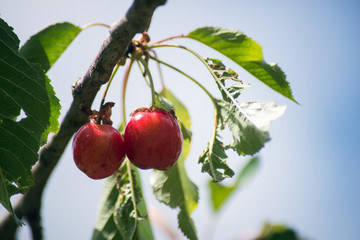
[0, 0, 166, 239]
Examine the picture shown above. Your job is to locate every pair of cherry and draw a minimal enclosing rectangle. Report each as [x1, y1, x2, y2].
[72, 107, 183, 179]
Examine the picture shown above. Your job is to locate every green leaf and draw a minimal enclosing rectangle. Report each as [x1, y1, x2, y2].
[204, 58, 251, 102]
[198, 59, 284, 181]
[220, 100, 286, 155]
[91, 174, 122, 240]
[40, 75, 61, 145]
[256, 222, 302, 240]
[235, 155, 260, 184]
[155, 88, 192, 140]
[208, 182, 235, 211]
[234, 101, 287, 131]
[92, 163, 154, 240]
[19, 22, 82, 72]
[134, 194, 154, 240]
[151, 146, 198, 240]
[18, 22, 83, 143]
[113, 165, 138, 239]
[206, 58, 285, 155]
[208, 156, 260, 211]
[155, 93, 173, 112]
[178, 206, 197, 240]
[151, 89, 198, 240]
[159, 88, 191, 128]
[198, 134, 234, 182]
[179, 121, 192, 141]
[187, 27, 297, 103]
[0, 17, 60, 223]
[218, 100, 270, 155]
[0, 168, 23, 225]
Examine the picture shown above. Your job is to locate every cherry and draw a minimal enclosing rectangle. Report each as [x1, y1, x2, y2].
[124, 107, 183, 170]
[72, 122, 126, 179]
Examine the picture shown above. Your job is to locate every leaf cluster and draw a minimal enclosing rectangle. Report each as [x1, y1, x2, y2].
[0, 14, 298, 240]
[0, 19, 79, 224]
[198, 58, 285, 182]
[92, 163, 153, 240]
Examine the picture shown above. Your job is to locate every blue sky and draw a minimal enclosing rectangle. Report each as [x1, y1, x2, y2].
[2, 0, 360, 239]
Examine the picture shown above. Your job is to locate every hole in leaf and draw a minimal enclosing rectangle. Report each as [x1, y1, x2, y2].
[16, 109, 27, 122]
[11, 182, 19, 189]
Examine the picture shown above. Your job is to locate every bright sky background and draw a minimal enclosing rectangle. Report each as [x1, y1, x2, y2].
[2, 0, 360, 239]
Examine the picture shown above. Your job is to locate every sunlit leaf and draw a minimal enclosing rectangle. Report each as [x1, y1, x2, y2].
[159, 88, 191, 128]
[18, 22, 80, 141]
[20, 22, 82, 72]
[155, 88, 192, 140]
[207, 59, 284, 155]
[40, 75, 61, 145]
[235, 101, 287, 131]
[220, 100, 287, 155]
[187, 27, 297, 103]
[197, 59, 285, 181]
[208, 182, 235, 211]
[209, 156, 259, 211]
[218, 100, 270, 155]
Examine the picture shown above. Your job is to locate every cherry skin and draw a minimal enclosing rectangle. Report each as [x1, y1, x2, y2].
[124, 110, 183, 170]
[72, 122, 126, 179]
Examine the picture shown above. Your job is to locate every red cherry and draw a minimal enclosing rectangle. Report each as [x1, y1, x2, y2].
[124, 109, 183, 170]
[72, 122, 126, 179]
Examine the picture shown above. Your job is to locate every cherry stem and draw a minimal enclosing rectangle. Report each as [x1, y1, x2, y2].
[149, 50, 166, 89]
[138, 57, 156, 107]
[148, 56, 221, 181]
[147, 47, 222, 182]
[81, 22, 111, 30]
[148, 55, 216, 106]
[121, 58, 135, 125]
[136, 60, 150, 87]
[148, 43, 256, 125]
[151, 34, 185, 45]
[100, 63, 121, 110]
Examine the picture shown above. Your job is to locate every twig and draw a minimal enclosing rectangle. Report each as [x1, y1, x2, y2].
[0, 0, 166, 239]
